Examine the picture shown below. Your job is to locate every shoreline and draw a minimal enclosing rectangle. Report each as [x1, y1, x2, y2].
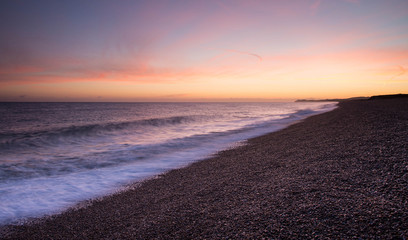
[0, 102, 336, 227]
[2, 97, 408, 239]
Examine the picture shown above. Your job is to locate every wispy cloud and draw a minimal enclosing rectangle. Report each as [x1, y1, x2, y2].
[390, 65, 407, 81]
[1, 0, 408, 100]
[310, 0, 322, 15]
[206, 48, 263, 63]
[310, 0, 322, 10]
[310, 0, 359, 15]
[225, 49, 263, 62]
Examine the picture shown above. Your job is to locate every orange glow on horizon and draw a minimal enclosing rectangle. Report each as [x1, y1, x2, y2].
[1, 0, 407, 101]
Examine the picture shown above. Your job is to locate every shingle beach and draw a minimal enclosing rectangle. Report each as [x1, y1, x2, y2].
[2, 96, 408, 239]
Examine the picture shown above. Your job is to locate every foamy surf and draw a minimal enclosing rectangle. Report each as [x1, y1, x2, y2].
[0, 102, 337, 225]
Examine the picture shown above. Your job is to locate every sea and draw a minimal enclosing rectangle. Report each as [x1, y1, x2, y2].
[0, 102, 337, 225]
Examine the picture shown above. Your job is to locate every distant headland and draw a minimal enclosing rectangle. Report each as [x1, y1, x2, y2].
[369, 93, 408, 100]
[295, 96, 369, 102]
[296, 93, 408, 102]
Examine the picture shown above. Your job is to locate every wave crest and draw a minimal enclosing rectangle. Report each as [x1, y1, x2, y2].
[0, 116, 196, 150]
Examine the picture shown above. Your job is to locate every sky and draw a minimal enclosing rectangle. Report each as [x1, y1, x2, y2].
[0, 0, 407, 102]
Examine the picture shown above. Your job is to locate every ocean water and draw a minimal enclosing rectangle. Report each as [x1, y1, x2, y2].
[0, 102, 336, 225]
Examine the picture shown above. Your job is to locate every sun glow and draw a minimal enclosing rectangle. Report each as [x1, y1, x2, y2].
[1, 0, 407, 101]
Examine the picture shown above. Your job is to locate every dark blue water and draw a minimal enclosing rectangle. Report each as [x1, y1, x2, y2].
[0, 102, 337, 225]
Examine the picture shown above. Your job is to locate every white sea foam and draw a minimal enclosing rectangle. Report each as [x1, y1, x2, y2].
[0, 102, 337, 225]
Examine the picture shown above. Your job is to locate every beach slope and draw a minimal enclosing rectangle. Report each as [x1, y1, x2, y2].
[2, 97, 408, 239]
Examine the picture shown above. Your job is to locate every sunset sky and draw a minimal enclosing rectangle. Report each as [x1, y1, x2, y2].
[1, 0, 407, 101]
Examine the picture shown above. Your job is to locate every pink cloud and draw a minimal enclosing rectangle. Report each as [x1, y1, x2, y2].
[310, 0, 322, 10]
[390, 65, 407, 81]
[2, 46, 407, 87]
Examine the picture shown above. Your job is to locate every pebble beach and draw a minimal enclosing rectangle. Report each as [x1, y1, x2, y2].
[2, 96, 408, 239]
